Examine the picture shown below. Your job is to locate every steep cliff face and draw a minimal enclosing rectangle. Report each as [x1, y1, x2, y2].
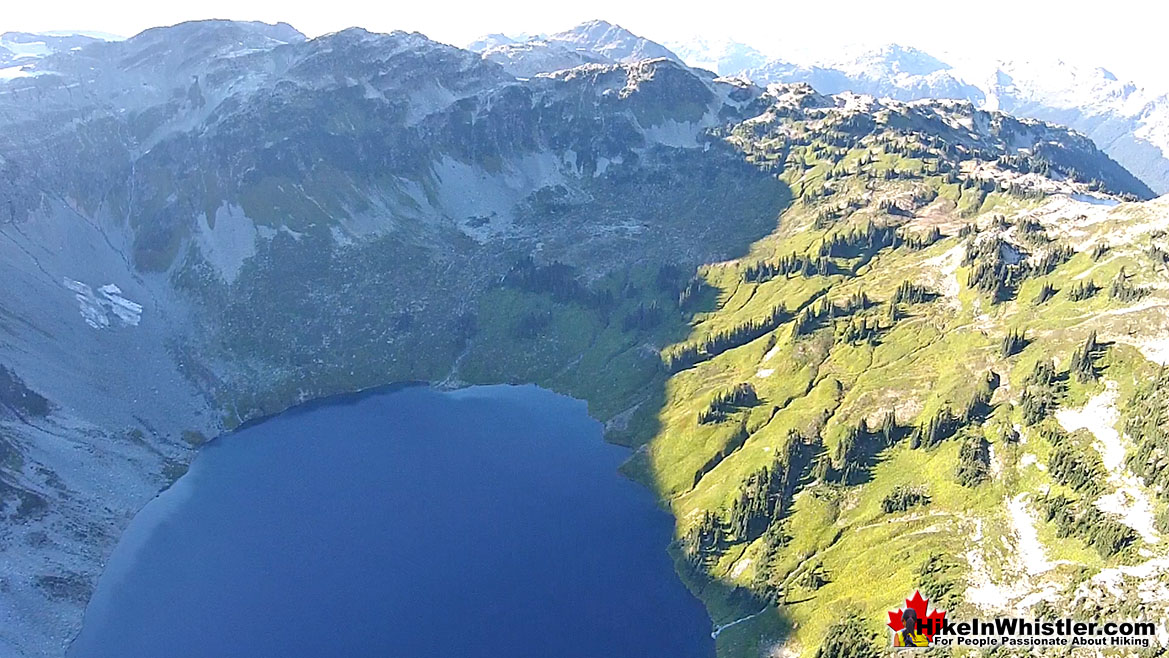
[0, 19, 1155, 658]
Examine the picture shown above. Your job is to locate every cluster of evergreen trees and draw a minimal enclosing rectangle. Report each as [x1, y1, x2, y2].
[1020, 359, 1061, 425]
[1028, 245, 1075, 277]
[748, 523, 791, 604]
[836, 316, 883, 345]
[899, 226, 943, 250]
[677, 276, 706, 311]
[1000, 328, 1027, 357]
[1015, 218, 1048, 242]
[681, 433, 814, 568]
[663, 304, 789, 372]
[1124, 367, 1169, 491]
[813, 197, 864, 229]
[818, 223, 899, 260]
[1034, 282, 1056, 304]
[910, 407, 958, 450]
[963, 236, 1073, 303]
[964, 237, 1015, 301]
[915, 553, 963, 611]
[824, 411, 901, 485]
[1149, 245, 1169, 269]
[697, 383, 759, 425]
[1069, 331, 1101, 383]
[891, 280, 934, 305]
[741, 253, 831, 283]
[792, 293, 873, 339]
[1048, 443, 1105, 496]
[1000, 180, 1050, 201]
[955, 435, 991, 487]
[996, 153, 1052, 177]
[503, 257, 596, 306]
[727, 457, 801, 542]
[813, 619, 880, 658]
[621, 301, 664, 332]
[1037, 494, 1137, 558]
[795, 561, 831, 590]
[680, 510, 724, 568]
[909, 372, 998, 450]
[1108, 268, 1148, 302]
[1067, 280, 1099, 302]
[881, 484, 931, 514]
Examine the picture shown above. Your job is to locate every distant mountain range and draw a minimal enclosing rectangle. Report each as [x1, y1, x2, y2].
[471, 19, 681, 78]
[0, 31, 114, 69]
[469, 23, 1169, 195]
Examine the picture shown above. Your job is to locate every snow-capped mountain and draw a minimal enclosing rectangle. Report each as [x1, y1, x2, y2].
[742, 44, 985, 104]
[468, 20, 681, 77]
[465, 32, 533, 52]
[972, 59, 1169, 195]
[0, 31, 117, 69]
[662, 37, 768, 75]
[666, 39, 1169, 195]
[467, 24, 1169, 194]
[478, 39, 610, 78]
[547, 19, 679, 63]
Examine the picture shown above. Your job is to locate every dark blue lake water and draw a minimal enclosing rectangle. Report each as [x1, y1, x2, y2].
[68, 385, 713, 658]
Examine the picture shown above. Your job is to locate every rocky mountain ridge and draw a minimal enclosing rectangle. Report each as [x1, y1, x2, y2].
[476, 23, 1169, 196]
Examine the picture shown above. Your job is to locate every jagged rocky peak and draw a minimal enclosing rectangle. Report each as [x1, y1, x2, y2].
[833, 43, 953, 77]
[548, 19, 681, 63]
[283, 26, 507, 92]
[466, 33, 518, 52]
[471, 19, 684, 78]
[745, 46, 985, 104]
[479, 39, 609, 79]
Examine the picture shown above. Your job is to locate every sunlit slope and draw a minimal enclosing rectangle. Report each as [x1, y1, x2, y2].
[628, 93, 1169, 656]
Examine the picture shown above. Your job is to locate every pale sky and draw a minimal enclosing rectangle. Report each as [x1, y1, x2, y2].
[5, 0, 1166, 88]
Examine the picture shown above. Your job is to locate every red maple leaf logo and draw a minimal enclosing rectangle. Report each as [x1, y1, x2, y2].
[887, 590, 947, 641]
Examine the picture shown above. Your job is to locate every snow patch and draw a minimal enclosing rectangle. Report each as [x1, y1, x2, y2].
[1055, 381, 1160, 543]
[1133, 336, 1169, 366]
[924, 242, 964, 304]
[642, 119, 703, 148]
[966, 496, 1065, 613]
[730, 556, 752, 578]
[1009, 494, 1054, 575]
[0, 66, 33, 80]
[194, 204, 257, 283]
[64, 279, 142, 329]
[428, 153, 568, 242]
